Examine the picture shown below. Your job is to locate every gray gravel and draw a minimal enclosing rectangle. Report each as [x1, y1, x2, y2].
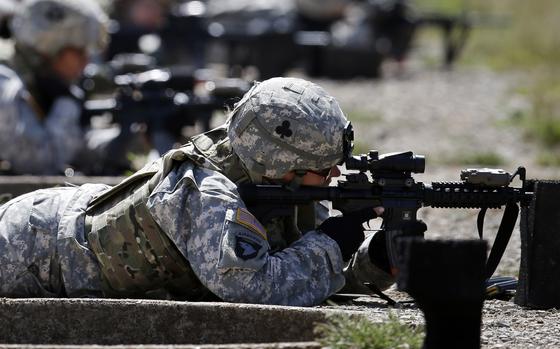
[319, 68, 535, 168]
[310, 66, 560, 348]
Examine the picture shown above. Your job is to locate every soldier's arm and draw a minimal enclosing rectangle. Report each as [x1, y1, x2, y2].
[43, 96, 84, 170]
[313, 200, 394, 294]
[147, 164, 346, 306]
[0, 70, 83, 174]
[342, 233, 396, 294]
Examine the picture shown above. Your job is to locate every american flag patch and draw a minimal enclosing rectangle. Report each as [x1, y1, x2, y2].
[235, 208, 267, 240]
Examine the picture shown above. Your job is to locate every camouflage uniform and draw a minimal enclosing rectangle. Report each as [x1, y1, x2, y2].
[0, 77, 394, 305]
[0, 184, 109, 296]
[0, 0, 107, 174]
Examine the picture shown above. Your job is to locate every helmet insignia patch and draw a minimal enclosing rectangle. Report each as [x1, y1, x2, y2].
[275, 121, 293, 139]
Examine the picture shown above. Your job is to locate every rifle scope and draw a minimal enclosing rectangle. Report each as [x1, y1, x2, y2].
[345, 151, 425, 174]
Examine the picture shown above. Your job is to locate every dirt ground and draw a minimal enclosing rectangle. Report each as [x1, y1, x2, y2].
[307, 64, 560, 348]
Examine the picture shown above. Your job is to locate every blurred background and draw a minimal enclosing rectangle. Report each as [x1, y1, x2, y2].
[0, 0, 559, 177]
[404, 0, 560, 169]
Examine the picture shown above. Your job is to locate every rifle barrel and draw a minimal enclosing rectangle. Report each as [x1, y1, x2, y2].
[239, 183, 532, 210]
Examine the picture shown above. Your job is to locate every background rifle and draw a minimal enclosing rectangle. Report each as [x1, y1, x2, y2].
[239, 149, 533, 278]
[83, 67, 250, 155]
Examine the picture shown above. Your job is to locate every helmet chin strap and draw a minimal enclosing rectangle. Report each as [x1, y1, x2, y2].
[246, 166, 307, 189]
[235, 150, 308, 187]
[235, 154, 267, 184]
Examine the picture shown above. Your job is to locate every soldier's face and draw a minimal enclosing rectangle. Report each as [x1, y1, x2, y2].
[281, 166, 341, 186]
[50, 47, 88, 83]
[129, 0, 166, 29]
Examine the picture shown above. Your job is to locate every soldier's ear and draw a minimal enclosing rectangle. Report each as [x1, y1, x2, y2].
[260, 172, 293, 185]
[279, 171, 296, 182]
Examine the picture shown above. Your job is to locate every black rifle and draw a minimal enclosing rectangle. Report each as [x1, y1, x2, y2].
[239, 150, 533, 277]
[83, 68, 250, 154]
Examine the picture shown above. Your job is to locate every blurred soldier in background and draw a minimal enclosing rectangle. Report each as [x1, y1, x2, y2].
[105, 0, 206, 68]
[105, 0, 170, 59]
[203, 0, 415, 79]
[113, 0, 169, 30]
[295, 0, 350, 29]
[0, 0, 108, 175]
[295, 0, 416, 75]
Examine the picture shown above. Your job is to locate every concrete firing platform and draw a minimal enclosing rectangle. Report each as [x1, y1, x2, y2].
[0, 177, 348, 349]
[0, 298, 355, 348]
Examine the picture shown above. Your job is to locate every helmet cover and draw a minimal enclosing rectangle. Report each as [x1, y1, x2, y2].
[228, 77, 348, 181]
[11, 0, 108, 57]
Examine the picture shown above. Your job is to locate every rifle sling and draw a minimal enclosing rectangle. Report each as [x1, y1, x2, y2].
[364, 282, 397, 306]
[484, 201, 519, 279]
[477, 207, 487, 239]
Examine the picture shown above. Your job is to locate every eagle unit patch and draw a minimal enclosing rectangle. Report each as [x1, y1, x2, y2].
[234, 208, 267, 241]
[234, 236, 261, 260]
[218, 208, 269, 271]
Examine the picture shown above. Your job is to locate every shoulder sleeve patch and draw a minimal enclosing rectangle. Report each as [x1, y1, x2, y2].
[234, 208, 267, 241]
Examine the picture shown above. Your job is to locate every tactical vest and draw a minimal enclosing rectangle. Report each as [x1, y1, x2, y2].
[85, 125, 319, 298]
[85, 126, 246, 299]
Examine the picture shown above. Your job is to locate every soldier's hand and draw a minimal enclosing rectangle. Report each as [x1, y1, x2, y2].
[318, 208, 381, 261]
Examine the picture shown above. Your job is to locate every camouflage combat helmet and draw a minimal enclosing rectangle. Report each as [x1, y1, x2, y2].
[10, 0, 108, 58]
[228, 77, 349, 182]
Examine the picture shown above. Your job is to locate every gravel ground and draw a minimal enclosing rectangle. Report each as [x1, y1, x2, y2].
[308, 65, 560, 348]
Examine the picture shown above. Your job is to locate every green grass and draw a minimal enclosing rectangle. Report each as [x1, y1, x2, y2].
[416, 0, 560, 158]
[345, 110, 383, 155]
[352, 141, 375, 156]
[346, 110, 384, 123]
[466, 2, 560, 70]
[517, 74, 560, 146]
[536, 151, 560, 167]
[314, 313, 424, 349]
[415, 0, 467, 15]
[416, 0, 560, 70]
[452, 151, 505, 167]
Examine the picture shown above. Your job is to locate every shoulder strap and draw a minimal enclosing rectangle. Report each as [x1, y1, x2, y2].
[86, 159, 160, 212]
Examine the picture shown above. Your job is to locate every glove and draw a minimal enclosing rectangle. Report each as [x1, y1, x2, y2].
[368, 220, 428, 273]
[318, 208, 379, 261]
